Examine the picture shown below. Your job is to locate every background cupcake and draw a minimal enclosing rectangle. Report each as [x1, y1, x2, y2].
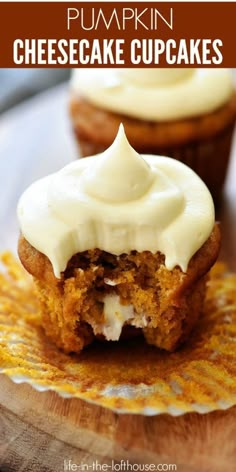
[69, 68, 236, 202]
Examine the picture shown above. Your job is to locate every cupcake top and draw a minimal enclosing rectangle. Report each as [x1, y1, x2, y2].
[17, 125, 214, 278]
[71, 68, 233, 121]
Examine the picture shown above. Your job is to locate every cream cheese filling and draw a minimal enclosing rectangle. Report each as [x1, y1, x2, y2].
[101, 294, 135, 341]
[97, 294, 147, 341]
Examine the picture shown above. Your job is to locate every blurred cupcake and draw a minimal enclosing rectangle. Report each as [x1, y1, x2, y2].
[69, 68, 236, 202]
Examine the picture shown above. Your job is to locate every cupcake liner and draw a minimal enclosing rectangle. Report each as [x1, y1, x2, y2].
[0, 252, 236, 416]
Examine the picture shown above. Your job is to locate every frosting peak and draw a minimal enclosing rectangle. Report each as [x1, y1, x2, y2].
[82, 124, 154, 203]
[17, 127, 215, 278]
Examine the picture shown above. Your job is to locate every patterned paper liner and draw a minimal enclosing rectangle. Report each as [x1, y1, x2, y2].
[0, 252, 236, 416]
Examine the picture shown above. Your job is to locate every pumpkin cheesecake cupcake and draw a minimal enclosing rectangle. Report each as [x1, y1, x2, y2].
[17, 125, 220, 354]
[69, 68, 236, 201]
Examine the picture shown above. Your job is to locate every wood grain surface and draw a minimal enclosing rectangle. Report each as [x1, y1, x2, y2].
[0, 85, 236, 472]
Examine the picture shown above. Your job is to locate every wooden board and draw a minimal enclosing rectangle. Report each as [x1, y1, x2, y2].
[0, 85, 236, 472]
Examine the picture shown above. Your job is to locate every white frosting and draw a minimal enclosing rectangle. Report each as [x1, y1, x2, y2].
[17, 125, 215, 278]
[71, 68, 233, 121]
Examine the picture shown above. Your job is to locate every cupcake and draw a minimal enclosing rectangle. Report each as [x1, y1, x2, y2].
[17, 125, 220, 354]
[69, 68, 236, 202]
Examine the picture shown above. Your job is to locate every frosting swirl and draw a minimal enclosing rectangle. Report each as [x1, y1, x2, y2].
[71, 68, 233, 121]
[17, 125, 215, 278]
[119, 68, 194, 86]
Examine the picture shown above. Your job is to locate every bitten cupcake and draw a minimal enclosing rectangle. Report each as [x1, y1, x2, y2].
[69, 68, 236, 201]
[17, 125, 220, 354]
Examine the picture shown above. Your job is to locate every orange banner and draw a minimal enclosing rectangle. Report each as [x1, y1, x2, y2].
[1, 2, 236, 67]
